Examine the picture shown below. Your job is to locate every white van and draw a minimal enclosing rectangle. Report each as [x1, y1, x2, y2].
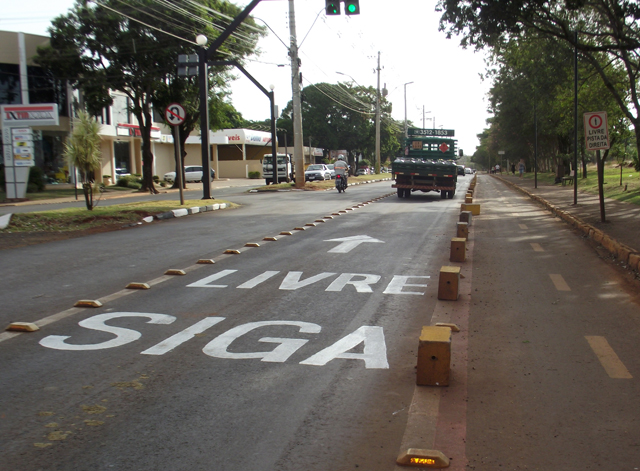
[262, 154, 293, 185]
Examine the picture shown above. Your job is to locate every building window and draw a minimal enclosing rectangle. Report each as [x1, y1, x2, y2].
[0, 63, 21, 105]
[112, 95, 130, 125]
[27, 66, 68, 116]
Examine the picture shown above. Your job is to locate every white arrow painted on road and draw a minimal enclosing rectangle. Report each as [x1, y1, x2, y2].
[324, 235, 385, 253]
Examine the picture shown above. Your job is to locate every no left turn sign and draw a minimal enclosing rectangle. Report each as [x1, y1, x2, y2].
[165, 103, 186, 126]
[583, 111, 610, 151]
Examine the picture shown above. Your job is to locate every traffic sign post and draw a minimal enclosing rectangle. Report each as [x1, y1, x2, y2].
[583, 111, 610, 151]
[584, 111, 609, 222]
[165, 104, 186, 205]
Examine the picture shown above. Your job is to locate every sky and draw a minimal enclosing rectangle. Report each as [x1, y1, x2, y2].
[2, 0, 493, 155]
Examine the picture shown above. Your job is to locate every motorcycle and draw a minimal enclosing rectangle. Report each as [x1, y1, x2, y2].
[335, 174, 347, 193]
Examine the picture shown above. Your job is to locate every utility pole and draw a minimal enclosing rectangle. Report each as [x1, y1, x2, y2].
[289, 0, 305, 188]
[375, 51, 381, 174]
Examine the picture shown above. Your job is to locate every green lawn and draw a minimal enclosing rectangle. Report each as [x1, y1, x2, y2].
[523, 164, 640, 205]
[1, 199, 236, 233]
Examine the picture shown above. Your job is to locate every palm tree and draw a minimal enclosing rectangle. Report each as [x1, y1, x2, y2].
[64, 111, 102, 210]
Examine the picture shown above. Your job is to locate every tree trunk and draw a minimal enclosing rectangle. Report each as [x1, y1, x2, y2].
[82, 183, 94, 210]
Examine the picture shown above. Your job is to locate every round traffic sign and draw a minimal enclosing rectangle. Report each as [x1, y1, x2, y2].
[588, 114, 603, 129]
[165, 103, 186, 126]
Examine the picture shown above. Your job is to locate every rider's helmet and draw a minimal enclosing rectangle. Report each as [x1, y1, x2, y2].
[337, 154, 346, 161]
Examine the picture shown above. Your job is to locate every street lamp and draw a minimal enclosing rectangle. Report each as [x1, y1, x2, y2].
[403, 81, 413, 137]
[269, 84, 278, 183]
[422, 107, 431, 129]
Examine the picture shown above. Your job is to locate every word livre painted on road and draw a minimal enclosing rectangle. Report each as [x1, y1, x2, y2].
[187, 269, 430, 295]
[39, 313, 390, 369]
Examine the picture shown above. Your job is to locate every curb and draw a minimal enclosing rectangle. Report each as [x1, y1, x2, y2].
[494, 175, 640, 273]
[155, 203, 229, 220]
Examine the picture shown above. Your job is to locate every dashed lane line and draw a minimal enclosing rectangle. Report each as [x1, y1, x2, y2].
[549, 273, 571, 291]
[585, 336, 633, 379]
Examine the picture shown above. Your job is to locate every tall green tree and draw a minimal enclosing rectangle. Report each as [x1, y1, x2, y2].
[438, 0, 640, 155]
[36, 0, 263, 193]
[280, 82, 396, 169]
[64, 111, 101, 210]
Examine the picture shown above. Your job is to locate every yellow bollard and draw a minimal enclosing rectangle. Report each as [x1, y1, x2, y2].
[450, 237, 466, 262]
[438, 266, 460, 300]
[456, 222, 469, 240]
[461, 203, 480, 215]
[417, 326, 452, 386]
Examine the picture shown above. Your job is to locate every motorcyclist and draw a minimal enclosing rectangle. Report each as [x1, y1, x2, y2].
[334, 154, 348, 189]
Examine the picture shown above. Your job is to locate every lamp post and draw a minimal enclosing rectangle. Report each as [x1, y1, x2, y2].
[196, 33, 211, 199]
[423, 106, 431, 129]
[269, 84, 278, 183]
[403, 81, 413, 137]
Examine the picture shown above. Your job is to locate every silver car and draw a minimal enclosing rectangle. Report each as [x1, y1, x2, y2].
[304, 164, 331, 182]
[326, 164, 336, 179]
[164, 165, 215, 183]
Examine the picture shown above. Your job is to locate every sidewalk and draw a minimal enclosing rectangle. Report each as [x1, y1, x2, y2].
[492, 173, 640, 273]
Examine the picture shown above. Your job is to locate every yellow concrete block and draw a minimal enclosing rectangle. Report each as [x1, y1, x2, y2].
[459, 211, 472, 225]
[438, 266, 460, 301]
[456, 222, 469, 240]
[461, 203, 481, 215]
[450, 237, 466, 262]
[465, 196, 473, 203]
[417, 326, 452, 386]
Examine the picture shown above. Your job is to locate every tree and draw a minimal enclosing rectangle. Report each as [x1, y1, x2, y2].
[279, 82, 396, 170]
[438, 0, 640, 155]
[64, 111, 101, 210]
[36, 0, 263, 193]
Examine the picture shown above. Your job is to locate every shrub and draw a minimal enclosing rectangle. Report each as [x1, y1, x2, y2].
[248, 171, 261, 179]
[116, 175, 142, 188]
[28, 167, 46, 192]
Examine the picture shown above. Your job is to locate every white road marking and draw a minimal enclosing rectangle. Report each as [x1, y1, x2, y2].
[324, 235, 385, 253]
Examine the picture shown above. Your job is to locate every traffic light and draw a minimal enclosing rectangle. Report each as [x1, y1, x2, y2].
[344, 0, 360, 15]
[325, 1, 340, 15]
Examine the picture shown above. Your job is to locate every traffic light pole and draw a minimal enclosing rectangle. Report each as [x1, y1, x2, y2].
[210, 60, 278, 185]
[375, 51, 381, 175]
[198, 0, 262, 199]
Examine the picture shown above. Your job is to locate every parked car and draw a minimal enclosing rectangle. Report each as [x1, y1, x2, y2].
[115, 168, 130, 177]
[326, 164, 336, 179]
[465, 167, 474, 174]
[356, 168, 368, 176]
[304, 164, 331, 182]
[164, 165, 215, 183]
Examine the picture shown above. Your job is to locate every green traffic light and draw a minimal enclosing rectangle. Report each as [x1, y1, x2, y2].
[344, 1, 359, 15]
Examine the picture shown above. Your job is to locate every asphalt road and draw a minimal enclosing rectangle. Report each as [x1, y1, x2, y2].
[2, 175, 639, 471]
[0, 180, 469, 471]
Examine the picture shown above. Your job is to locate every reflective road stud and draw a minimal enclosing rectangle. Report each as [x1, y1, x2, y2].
[396, 448, 450, 468]
[416, 326, 451, 387]
[438, 266, 460, 300]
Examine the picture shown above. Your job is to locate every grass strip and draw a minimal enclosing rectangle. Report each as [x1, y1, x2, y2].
[1, 199, 236, 233]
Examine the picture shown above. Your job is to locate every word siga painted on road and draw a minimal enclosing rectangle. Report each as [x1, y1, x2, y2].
[39, 313, 389, 369]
